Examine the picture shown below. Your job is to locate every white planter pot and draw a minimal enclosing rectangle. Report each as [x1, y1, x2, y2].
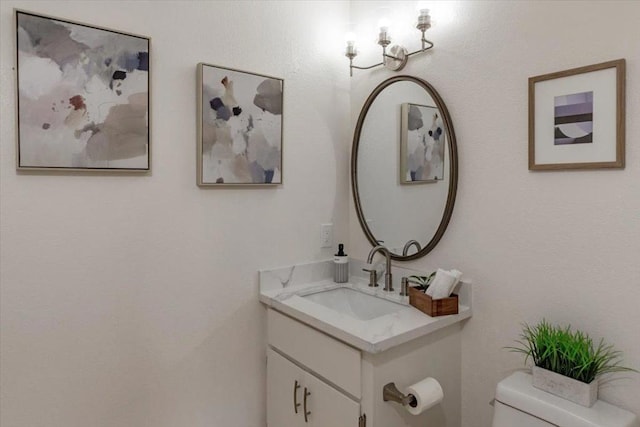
[532, 366, 598, 407]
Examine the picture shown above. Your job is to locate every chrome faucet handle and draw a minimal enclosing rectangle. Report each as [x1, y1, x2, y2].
[384, 271, 394, 292]
[362, 267, 379, 287]
[400, 277, 409, 296]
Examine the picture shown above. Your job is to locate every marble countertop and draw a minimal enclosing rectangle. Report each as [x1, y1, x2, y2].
[259, 259, 472, 354]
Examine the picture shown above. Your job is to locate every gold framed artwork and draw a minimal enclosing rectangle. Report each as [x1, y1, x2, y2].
[197, 63, 283, 186]
[528, 59, 625, 171]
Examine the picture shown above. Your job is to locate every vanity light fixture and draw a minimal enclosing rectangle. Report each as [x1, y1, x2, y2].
[345, 8, 434, 76]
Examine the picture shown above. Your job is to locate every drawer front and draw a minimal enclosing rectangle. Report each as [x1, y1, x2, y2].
[268, 309, 361, 399]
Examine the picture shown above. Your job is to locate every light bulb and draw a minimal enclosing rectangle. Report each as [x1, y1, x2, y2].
[345, 31, 356, 47]
[418, 11, 430, 25]
[416, 6, 431, 31]
[344, 31, 358, 58]
[378, 17, 390, 32]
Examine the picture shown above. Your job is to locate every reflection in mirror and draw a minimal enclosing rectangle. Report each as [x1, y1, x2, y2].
[352, 76, 457, 260]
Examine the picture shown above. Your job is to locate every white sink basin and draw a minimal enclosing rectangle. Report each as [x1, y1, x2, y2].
[302, 287, 403, 321]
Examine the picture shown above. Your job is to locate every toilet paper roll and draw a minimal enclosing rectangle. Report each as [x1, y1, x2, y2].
[404, 377, 444, 415]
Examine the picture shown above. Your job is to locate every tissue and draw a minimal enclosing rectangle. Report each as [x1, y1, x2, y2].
[425, 269, 462, 299]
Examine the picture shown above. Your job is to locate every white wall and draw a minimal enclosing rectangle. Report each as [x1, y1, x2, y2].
[0, 1, 350, 426]
[349, 1, 640, 425]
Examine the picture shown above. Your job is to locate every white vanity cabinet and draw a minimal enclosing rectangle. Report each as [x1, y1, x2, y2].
[261, 261, 472, 427]
[265, 306, 464, 427]
[267, 309, 362, 427]
[267, 349, 360, 427]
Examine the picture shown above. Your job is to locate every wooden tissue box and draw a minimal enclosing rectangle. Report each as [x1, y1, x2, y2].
[408, 286, 458, 317]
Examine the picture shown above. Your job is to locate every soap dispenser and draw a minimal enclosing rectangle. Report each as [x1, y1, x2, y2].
[334, 243, 348, 283]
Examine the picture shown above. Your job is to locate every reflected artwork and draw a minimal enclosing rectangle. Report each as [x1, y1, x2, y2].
[400, 103, 445, 184]
[197, 63, 283, 186]
[16, 11, 150, 170]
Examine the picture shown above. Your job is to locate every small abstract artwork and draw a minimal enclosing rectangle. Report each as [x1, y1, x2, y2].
[529, 59, 625, 170]
[15, 11, 150, 171]
[554, 91, 593, 145]
[400, 103, 445, 184]
[197, 63, 283, 186]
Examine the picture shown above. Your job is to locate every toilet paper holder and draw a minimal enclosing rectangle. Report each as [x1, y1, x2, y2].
[382, 382, 418, 407]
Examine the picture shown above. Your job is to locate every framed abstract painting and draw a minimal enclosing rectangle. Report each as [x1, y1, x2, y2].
[197, 63, 283, 186]
[400, 103, 445, 184]
[15, 10, 150, 171]
[528, 59, 625, 170]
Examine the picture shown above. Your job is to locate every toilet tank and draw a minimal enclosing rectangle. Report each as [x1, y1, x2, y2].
[493, 400, 554, 426]
[492, 372, 640, 427]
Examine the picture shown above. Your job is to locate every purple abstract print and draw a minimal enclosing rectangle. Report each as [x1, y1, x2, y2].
[554, 91, 593, 145]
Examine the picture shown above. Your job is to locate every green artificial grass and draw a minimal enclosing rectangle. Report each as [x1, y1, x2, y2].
[507, 320, 637, 384]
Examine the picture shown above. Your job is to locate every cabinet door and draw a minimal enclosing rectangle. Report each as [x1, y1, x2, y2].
[267, 349, 304, 427]
[303, 370, 360, 427]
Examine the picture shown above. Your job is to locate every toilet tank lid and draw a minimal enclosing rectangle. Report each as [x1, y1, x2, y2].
[495, 372, 639, 427]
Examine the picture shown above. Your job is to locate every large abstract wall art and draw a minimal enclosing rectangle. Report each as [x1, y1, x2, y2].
[197, 63, 283, 186]
[16, 11, 150, 171]
[400, 103, 445, 184]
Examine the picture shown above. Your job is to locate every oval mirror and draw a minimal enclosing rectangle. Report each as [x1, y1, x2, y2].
[352, 76, 458, 260]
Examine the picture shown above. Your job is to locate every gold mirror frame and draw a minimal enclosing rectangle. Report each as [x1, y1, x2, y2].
[351, 75, 458, 261]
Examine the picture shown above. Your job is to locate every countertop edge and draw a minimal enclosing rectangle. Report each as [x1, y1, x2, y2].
[262, 296, 472, 354]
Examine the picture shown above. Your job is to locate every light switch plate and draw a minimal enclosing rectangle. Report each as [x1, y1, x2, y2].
[320, 223, 333, 248]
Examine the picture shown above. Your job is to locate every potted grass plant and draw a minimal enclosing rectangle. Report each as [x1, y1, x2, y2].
[508, 320, 637, 407]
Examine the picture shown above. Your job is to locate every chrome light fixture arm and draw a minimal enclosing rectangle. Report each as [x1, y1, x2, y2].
[346, 56, 384, 77]
[346, 9, 434, 76]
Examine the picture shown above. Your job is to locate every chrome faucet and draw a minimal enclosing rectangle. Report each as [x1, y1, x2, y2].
[402, 240, 422, 256]
[366, 245, 393, 292]
[362, 265, 379, 287]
